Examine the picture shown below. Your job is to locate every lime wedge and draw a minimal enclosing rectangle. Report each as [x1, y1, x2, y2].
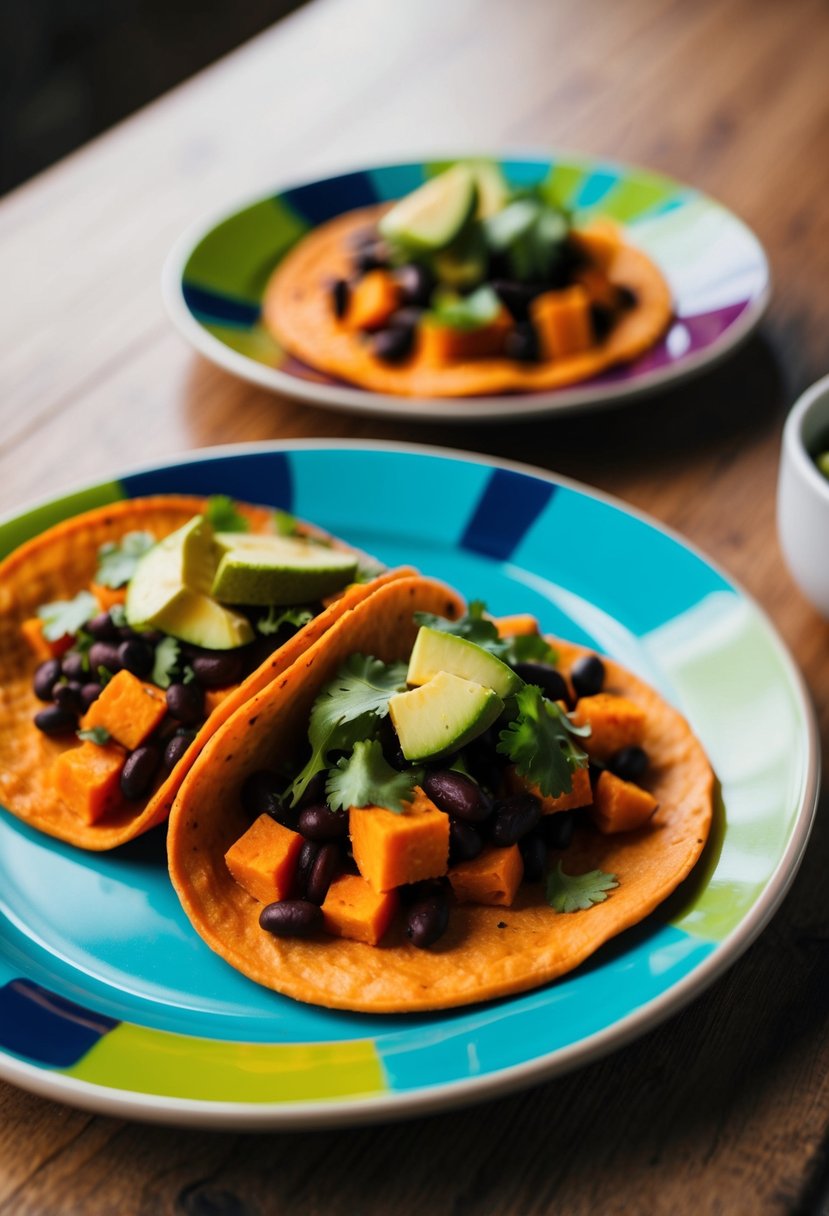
[379, 165, 477, 253]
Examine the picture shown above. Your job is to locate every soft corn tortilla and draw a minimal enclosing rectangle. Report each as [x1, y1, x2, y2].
[0, 495, 414, 851]
[168, 581, 713, 1013]
[264, 204, 673, 398]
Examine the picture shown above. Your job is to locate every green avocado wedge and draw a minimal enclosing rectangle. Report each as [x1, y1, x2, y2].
[211, 533, 358, 606]
[406, 626, 523, 698]
[389, 671, 504, 762]
[379, 165, 477, 253]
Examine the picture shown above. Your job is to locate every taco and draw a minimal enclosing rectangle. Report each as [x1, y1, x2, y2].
[168, 581, 713, 1013]
[264, 161, 672, 397]
[0, 493, 413, 851]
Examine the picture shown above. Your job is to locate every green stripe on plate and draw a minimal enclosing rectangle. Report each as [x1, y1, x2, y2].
[542, 163, 587, 209]
[203, 321, 284, 362]
[183, 197, 309, 303]
[595, 174, 681, 222]
[0, 482, 124, 560]
[65, 1023, 386, 1103]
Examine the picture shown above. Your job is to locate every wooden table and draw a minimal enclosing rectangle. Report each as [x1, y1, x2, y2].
[1, 0, 828, 1211]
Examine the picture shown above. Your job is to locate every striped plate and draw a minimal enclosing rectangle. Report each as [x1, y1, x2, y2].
[0, 443, 816, 1128]
[163, 155, 770, 421]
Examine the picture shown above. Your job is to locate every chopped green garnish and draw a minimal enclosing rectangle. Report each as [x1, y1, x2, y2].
[285, 654, 408, 807]
[497, 684, 588, 798]
[182, 664, 197, 685]
[326, 740, 420, 814]
[274, 509, 299, 536]
[94, 532, 155, 589]
[37, 591, 99, 642]
[77, 726, 111, 746]
[816, 451, 829, 480]
[546, 863, 618, 913]
[257, 605, 314, 637]
[151, 636, 180, 690]
[108, 604, 127, 628]
[205, 495, 249, 533]
[428, 286, 501, 331]
[413, 600, 556, 667]
[97, 665, 114, 686]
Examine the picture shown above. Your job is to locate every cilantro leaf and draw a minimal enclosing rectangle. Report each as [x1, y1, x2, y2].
[285, 654, 408, 806]
[37, 591, 98, 642]
[414, 600, 507, 655]
[352, 555, 387, 584]
[546, 863, 618, 913]
[97, 665, 115, 686]
[94, 532, 155, 588]
[152, 636, 180, 689]
[182, 664, 197, 685]
[502, 633, 558, 667]
[274, 510, 299, 536]
[109, 604, 127, 628]
[326, 740, 420, 813]
[206, 495, 249, 533]
[497, 684, 588, 797]
[257, 605, 314, 637]
[77, 726, 111, 746]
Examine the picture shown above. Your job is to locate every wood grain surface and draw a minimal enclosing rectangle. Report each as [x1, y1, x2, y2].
[1, 0, 828, 1212]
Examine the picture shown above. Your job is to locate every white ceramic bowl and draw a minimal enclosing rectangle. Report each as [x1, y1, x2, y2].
[778, 373, 829, 616]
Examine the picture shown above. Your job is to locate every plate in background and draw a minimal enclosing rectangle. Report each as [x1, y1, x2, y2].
[163, 156, 770, 422]
[0, 441, 815, 1128]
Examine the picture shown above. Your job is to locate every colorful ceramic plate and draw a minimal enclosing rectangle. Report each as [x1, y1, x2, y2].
[0, 443, 816, 1128]
[163, 155, 770, 422]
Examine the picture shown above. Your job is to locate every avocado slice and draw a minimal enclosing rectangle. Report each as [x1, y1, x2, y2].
[406, 627, 523, 699]
[389, 671, 504, 762]
[210, 534, 358, 606]
[379, 165, 477, 253]
[145, 590, 254, 650]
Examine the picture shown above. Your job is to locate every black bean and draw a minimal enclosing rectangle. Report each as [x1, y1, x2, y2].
[406, 892, 450, 948]
[120, 745, 161, 800]
[117, 638, 154, 678]
[292, 839, 320, 898]
[519, 832, 547, 881]
[398, 878, 446, 905]
[87, 612, 119, 641]
[241, 769, 283, 817]
[503, 322, 540, 362]
[590, 302, 614, 342]
[34, 705, 77, 734]
[541, 810, 575, 850]
[117, 624, 139, 641]
[608, 745, 649, 783]
[378, 716, 407, 770]
[423, 770, 489, 822]
[296, 771, 328, 810]
[371, 325, 414, 363]
[618, 284, 638, 309]
[354, 242, 389, 273]
[449, 818, 483, 864]
[191, 651, 245, 689]
[163, 730, 196, 773]
[512, 662, 570, 704]
[330, 277, 349, 319]
[61, 652, 86, 681]
[88, 641, 122, 675]
[305, 843, 341, 905]
[489, 793, 542, 846]
[81, 682, 103, 710]
[166, 682, 204, 724]
[491, 280, 539, 321]
[570, 654, 605, 699]
[33, 658, 62, 702]
[54, 681, 84, 714]
[259, 900, 323, 938]
[141, 630, 165, 645]
[395, 263, 433, 306]
[297, 803, 349, 841]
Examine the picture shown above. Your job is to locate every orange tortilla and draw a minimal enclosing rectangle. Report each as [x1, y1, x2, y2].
[0, 495, 414, 851]
[264, 204, 673, 397]
[168, 581, 713, 1013]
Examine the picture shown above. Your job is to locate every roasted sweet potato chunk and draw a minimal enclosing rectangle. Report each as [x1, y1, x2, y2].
[51, 741, 127, 824]
[322, 873, 398, 945]
[225, 814, 303, 905]
[531, 286, 593, 359]
[81, 669, 168, 751]
[448, 845, 524, 907]
[349, 787, 449, 893]
[591, 770, 658, 834]
[504, 764, 593, 814]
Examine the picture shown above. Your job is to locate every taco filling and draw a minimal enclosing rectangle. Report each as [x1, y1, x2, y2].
[168, 584, 713, 1013]
[264, 161, 673, 397]
[0, 494, 405, 850]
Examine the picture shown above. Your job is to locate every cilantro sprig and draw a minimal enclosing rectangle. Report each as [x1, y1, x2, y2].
[326, 740, 420, 814]
[285, 654, 408, 807]
[546, 863, 618, 913]
[497, 684, 588, 798]
[77, 726, 111, 746]
[205, 495, 249, 533]
[151, 636, 181, 690]
[37, 591, 99, 642]
[257, 605, 314, 637]
[94, 532, 155, 589]
[414, 600, 557, 668]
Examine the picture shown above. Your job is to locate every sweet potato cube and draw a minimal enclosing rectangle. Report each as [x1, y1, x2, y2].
[419, 312, 511, 363]
[494, 613, 540, 638]
[81, 669, 168, 751]
[204, 684, 240, 715]
[571, 693, 647, 760]
[349, 788, 449, 893]
[448, 845, 524, 907]
[224, 814, 304, 905]
[90, 582, 127, 611]
[345, 270, 401, 331]
[531, 286, 594, 360]
[322, 873, 398, 946]
[21, 617, 72, 661]
[574, 266, 620, 311]
[51, 741, 127, 824]
[504, 764, 593, 814]
[590, 770, 658, 834]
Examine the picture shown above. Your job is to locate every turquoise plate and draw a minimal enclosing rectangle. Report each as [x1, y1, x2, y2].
[0, 443, 817, 1128]
[162, 155, 770, 422]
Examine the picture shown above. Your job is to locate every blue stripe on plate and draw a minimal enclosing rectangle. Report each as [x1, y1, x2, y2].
[574, 169, 621, 209]
[181, 284, 260, 328]
[367, 164, 426, 201]
[121, 452, 294, 511]
[461, 469, 555, 561]
[0, 979, 118, 1068]
[281, 171, 379, 226]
